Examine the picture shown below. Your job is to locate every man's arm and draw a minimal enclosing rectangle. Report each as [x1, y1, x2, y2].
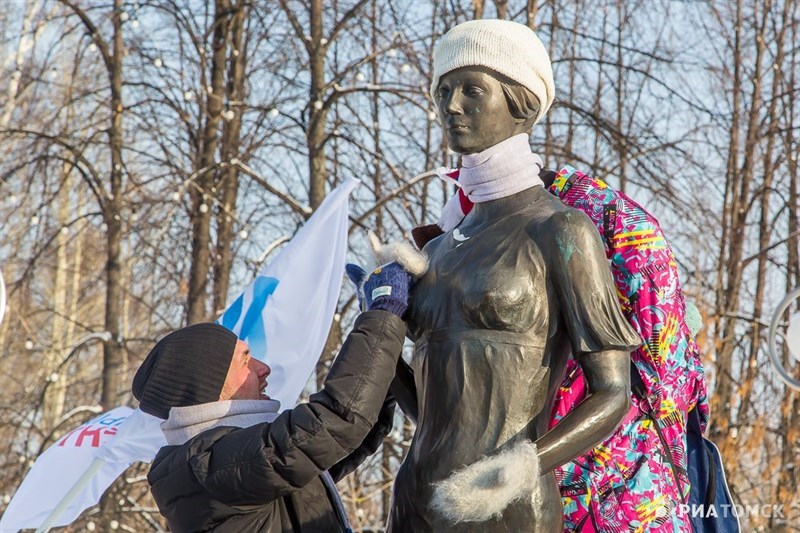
[328, 391, 396, 482]
[187, 310, 407, 506]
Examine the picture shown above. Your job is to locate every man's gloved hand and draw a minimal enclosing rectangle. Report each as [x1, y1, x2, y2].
[362, 262, 411, 317]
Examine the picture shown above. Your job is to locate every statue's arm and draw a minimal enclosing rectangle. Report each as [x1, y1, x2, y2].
[390, 356, 418, 424]
[535, 348, 630, 473]
[532, 208, 641, 473]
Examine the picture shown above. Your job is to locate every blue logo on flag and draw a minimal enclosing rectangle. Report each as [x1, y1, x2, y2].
[218, 276, 279, 359]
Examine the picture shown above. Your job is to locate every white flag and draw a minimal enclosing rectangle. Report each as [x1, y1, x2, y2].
[0, 409, 165, 532]
[92, 408, 166, 464]
[218, 177, 359, 408]
[0, 407, 122, 531]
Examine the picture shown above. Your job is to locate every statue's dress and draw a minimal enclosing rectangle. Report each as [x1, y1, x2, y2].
[388, 186, 640, 532]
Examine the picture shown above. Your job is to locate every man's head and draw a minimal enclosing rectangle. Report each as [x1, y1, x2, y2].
[132, 323, 271, 419]
[431, 20, 555, 153]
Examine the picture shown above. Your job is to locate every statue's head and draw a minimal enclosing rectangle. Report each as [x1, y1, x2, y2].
[431, 20, 555, 155]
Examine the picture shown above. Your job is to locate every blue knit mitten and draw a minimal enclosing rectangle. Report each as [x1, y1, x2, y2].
[363, 262, 411, 317]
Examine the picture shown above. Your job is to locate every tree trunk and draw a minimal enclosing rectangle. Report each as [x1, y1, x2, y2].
[101, 0, 125, 410]
[712, 0, 763, 445]
[187, 0, 231, 324]
[525, 0, 538, 28]
[590, 10, 608, 171]
[738, 0, 788, 422]
[308, 0, 327, 211]
[213, 1, 248, 315]
[472, 0, 485, 19]
[615, 0, 627, 191]
[543, 4, 557, 166]
[42, 168, 72, 433]
[1, 0, 43, 127]
[775, 6, 799, 520]
[493, 0, 507, 19]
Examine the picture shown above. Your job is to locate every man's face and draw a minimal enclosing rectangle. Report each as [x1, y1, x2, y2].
[435, 66, 522, 155]
[219, 340, 272, 401]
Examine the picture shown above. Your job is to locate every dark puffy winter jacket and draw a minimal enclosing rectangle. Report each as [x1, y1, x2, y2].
[147, 311, 406, 532]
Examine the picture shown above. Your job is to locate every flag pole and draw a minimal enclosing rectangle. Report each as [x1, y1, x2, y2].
[34, 458, 105, 533]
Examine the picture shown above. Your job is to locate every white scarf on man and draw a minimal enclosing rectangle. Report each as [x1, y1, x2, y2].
[161, 399, 281, 445]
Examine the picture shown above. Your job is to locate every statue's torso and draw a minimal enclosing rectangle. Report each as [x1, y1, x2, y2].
[391, 187, 569, 532]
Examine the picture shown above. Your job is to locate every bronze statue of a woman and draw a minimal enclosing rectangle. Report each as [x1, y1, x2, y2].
[387, 20, 642, 532]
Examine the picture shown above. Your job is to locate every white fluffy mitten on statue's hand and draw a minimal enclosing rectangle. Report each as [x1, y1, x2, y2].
[368, 231, 428, 278]
[431, 441, 541, 524]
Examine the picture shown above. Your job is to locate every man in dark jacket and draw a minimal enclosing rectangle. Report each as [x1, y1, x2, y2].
[132, 263, 411, 532]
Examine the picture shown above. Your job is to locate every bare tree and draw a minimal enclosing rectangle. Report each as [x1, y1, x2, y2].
[0, 1, 797, 530]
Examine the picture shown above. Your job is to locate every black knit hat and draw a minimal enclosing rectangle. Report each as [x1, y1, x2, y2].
[132, 323, 238, 419]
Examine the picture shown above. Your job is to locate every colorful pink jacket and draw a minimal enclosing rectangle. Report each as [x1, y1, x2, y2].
[548, 166, 710, 532]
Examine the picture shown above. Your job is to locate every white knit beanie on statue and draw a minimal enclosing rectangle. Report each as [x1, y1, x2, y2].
[431, 19, 555, 124]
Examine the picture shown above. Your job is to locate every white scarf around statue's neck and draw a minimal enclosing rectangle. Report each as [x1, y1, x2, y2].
[437, 133, 544, 233]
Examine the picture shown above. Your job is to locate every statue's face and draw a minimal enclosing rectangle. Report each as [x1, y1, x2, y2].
[435, 66, 521, 155]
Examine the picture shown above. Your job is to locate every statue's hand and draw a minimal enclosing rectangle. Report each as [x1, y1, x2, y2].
[431, 441, 541, 524]
[345, 263, 368, 312]
[368, 231, 428, 278]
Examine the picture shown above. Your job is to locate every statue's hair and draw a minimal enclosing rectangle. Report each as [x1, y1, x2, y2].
[499, 77, 540, 123]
